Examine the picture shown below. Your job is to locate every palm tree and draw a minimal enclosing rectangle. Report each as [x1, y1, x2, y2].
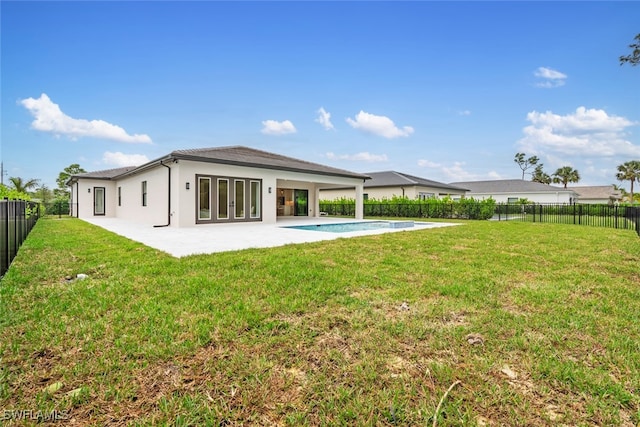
[531, 164, 551, 184]
[612, 184, 629, 202]
[616, 160, 640, 204]
[552, 166, 580, 188]
[9, 176, 39, 193]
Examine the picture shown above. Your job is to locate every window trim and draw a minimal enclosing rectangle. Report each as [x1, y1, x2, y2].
[142, 181, 147, 207]
[198, 177, 212, 221]
[196, 174, 262, 224]
[94, 187, 106, 216]
[234, 179, 245, 219]
[250, 180, 261, 219]
[217, 178, 229, 220]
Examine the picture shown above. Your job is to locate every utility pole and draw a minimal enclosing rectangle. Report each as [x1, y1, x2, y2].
[0, 162, 6, 186]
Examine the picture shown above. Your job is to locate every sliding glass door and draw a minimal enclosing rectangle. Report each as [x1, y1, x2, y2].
[294, 189, 308, 216]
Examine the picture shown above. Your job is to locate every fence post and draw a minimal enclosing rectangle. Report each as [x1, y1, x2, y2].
[2, 198, 8, 277]
[19, 200, 25, 252]
[578, 204, 582, 225]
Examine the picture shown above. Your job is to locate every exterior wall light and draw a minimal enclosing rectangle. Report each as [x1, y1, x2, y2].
[88, 188, 91, 193]
[268, 187, 272, 193]
[186, 182, 190, 190]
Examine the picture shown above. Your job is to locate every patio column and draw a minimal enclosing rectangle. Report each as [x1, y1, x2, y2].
[314, 187, 321, 218]
[355, 182, 364, 220]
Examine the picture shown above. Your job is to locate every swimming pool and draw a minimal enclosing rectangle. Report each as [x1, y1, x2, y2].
[283, 221, 414, 233]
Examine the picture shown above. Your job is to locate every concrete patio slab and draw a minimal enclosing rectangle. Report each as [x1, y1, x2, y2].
[82, 217, 461, 257]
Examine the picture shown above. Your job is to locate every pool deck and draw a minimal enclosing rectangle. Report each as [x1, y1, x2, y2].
[83, 217, 461, 257]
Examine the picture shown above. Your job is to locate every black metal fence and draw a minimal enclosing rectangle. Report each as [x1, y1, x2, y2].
[320, 200, 640, 237]
[494, 203, 640, 236]
[42, 199, 70, 217]
[1, 199, 41, 277]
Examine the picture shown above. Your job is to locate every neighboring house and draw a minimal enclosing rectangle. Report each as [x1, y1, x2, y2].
[572, 185, 622, 204]
[320, 171, 468, 201]
[67, 146, 369, 227]
[449, 179, 577, 204]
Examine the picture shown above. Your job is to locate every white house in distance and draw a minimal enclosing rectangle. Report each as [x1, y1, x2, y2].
[320, 171, 468, 201]
[67, 146, 369, 227]
[450, 179, 577, 204]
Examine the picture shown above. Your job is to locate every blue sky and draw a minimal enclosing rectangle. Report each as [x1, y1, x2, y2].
[2, 1, 639, 190]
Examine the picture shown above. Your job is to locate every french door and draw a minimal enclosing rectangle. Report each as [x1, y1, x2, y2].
[197, 175, 261, 223]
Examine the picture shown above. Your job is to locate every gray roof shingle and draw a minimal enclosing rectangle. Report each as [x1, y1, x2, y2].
[70, 146, 369, 182]
[573, 185, 621, 199]
[365, 171, 468, 191]
[450, 179, 574, 193]
[170, 146, 369, 179]
[73, 166, 138, 180]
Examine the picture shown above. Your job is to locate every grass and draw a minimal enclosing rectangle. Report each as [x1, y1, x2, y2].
[1, 217, 639, 426]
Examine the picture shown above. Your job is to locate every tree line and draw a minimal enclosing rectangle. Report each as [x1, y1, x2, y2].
[514, 153, 640, 204]
[1, 164, 86, 214]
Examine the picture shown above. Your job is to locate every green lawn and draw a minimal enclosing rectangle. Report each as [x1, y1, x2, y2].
[1, 218, 639, 426]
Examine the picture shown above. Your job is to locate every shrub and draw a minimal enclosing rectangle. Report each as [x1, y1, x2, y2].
[319, 196, 496, 220]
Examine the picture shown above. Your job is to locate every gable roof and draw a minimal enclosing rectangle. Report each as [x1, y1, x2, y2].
[572, 185, 622, 200]
[450, 179, 576, 194]
[69, 146, 369, 182]
[365, 171, 468, 192]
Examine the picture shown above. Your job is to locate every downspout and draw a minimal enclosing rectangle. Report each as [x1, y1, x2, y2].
[153, 160, 171, 227]
[76, 181, 80, 217]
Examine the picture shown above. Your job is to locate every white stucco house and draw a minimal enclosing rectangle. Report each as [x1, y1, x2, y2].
[320, 171, 468, 201]
[67, 146, 369, 227]
[449, 179, 577, 204]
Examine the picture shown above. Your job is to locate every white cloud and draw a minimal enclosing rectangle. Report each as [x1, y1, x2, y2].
[19, 93, 152, 143]
[518, 106, 640, 157]
[443, 162, 484, 182]
[458, 110, 472, 116]
[417, 159, 441, 168]
[315, 107, 334, 131]
[418, 159, 502, 182]
[102, 151, 150, 167]
[326, 151, 388, 162]
[346, 111, 414, 139]
[261, 119, 297, 135]
[534, 67, 567, 88]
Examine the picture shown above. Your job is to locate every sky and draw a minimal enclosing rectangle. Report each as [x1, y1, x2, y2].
[2, 1, 639, 191]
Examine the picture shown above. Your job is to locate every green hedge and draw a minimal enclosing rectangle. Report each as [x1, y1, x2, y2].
[320, 196, 496, 220]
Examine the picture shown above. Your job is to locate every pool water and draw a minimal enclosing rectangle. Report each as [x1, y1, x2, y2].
[284, 221, 414, 233]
